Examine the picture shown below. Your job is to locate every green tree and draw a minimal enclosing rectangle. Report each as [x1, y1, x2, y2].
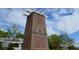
[48, 34, 63, 50]
[0, 30, 8, 38]
[48, 33, 75, 50]
[59, 33, 74, 49]
[16, 33, 24, 39]
[7, 24, 19, 38]
[0, 24, 24, 39]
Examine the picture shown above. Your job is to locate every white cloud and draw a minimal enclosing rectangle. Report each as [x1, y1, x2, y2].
[1, 8, 79, 35]
[55, 9, 79, 34]
[46, 19, 60, 35]
[46, 8, 79, 35]
[6, 10, 26, 28]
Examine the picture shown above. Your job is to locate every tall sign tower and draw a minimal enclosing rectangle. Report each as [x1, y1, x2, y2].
[22, 12, 49, 50]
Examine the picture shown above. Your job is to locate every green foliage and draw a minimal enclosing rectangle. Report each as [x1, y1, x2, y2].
[0, 31, 8, 38]
[48, 34, 63, 50]
[7, 43, 18, 50]
[0, 24, 24, 39]
[0, 42, 3, 50]
[48, 33, 75, 50]
[59, 33, 74, 46]
[67, 46, 76, 50]
[0, 30, 24, 39]
[6, 24, 19, 38]
[16, 33, 24, 39]
[9, 44, 18, 47]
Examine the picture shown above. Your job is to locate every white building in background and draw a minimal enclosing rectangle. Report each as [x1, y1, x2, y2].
[0, 38, 23, 50]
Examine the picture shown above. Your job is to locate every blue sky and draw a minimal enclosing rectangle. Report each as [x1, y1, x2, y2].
[0, 8, 79, 42]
